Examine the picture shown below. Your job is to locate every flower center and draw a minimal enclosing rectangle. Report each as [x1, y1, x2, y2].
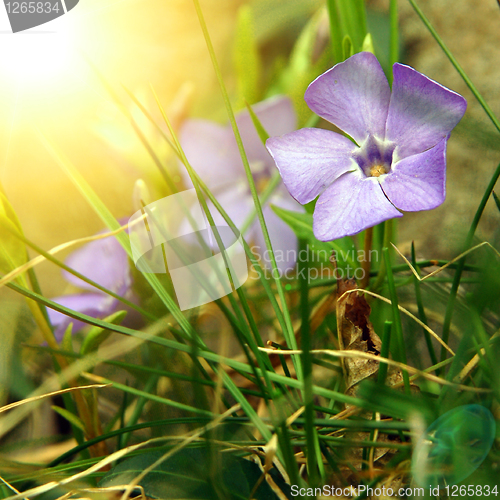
[353, 135, 395, 179]
[369, 164, 387, 177]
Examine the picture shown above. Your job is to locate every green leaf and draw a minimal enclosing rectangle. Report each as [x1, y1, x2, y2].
[358, 380, 435, 422]
[80, 310, 127, 356]
[270, 205, 357, 267]
[361, 32, 375, 54]
[0, 187, 29, 287]
[274, 9, 332, 126]
[342, 34, 354, 59]
[245, 101, 270, 145]
[234, 4, 261, 106]
[303, 199, 316, 215]
[328, 0, 368, 58]
[51, 405, 86, 432]
[492, 191, 500, 213]
[0, 301, 23, 407]
[0, 481, 14, 500]
[61, 323, 74, 352]
[99, 449, 289, 500]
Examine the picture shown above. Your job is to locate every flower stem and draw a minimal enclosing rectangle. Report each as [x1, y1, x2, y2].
[389, 0, 399, 76]
[360, 226, 373, 289]
[371, 219, 393, 291]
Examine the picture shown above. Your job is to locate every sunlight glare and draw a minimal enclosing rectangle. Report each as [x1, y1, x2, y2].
[0, 25, 74, 86]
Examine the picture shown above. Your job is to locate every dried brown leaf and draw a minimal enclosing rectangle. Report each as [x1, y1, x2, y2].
[336, 278, 382, 396]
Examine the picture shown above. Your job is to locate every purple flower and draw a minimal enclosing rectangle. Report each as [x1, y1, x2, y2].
[179, 96, 302, 272]
[266, 52, 467, 241]
[48, 232, 133, 341]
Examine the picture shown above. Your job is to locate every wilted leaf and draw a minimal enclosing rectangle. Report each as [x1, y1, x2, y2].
[335, 278, 418, 402]
[336, 278, 382, 398]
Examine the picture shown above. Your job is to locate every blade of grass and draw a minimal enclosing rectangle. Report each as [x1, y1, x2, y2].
[377, 321, 392, 385]
[85, 57, 178, 190]
[389, 0, 399, 75]
[297, 240, 320, 484]
[411, 242, 438, 370]
[382, 247, 410, 393]
[125, 85, 290, 339]
[7, 281, 369, 406]
[82, 372, 213, 418]
[326, 0, 343, 62]
[149, 89, 276, 399]
[192, 0, 301, 381]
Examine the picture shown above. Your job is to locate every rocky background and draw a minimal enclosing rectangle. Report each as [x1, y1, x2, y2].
[369, 0, 500, 256]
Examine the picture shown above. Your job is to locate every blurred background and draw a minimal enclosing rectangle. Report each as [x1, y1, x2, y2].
[0, 0, 499, 301]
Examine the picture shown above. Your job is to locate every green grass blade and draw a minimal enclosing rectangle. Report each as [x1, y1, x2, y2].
[411, 242, 438, 369]
[383, 248, 410, 393]
[125, 83, 289, 338]
[377, 321, 392, 385]
[389, 0, 399, 73]
[326, 0, 343, 63]
[83, 373, 213, 418]
[192, 0, 301, 382]
[298, 241, 320, 484]
[150, 90, 276, 397]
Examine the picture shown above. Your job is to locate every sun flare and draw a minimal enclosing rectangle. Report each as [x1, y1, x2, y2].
[0, 22, 74, 86]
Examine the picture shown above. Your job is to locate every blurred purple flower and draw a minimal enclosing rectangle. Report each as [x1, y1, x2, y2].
[266, 52, 467, 241]
[179, 96, 302, 272]
[48, 232, 133, 341]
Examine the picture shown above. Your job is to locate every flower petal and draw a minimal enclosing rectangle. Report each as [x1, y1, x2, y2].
[266, 128, 357, 205]
[63, 236, 131, 294]
[380, 138, 447, 211]
[236, 96, 298, 173]
[47, 293, 118, 341]
[305, 52, 391, 145]
[385, 63, 466, 161]
[313, 170, 402, 241]
[180, 96, 297, 189]
[179, 120, 243, 189]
